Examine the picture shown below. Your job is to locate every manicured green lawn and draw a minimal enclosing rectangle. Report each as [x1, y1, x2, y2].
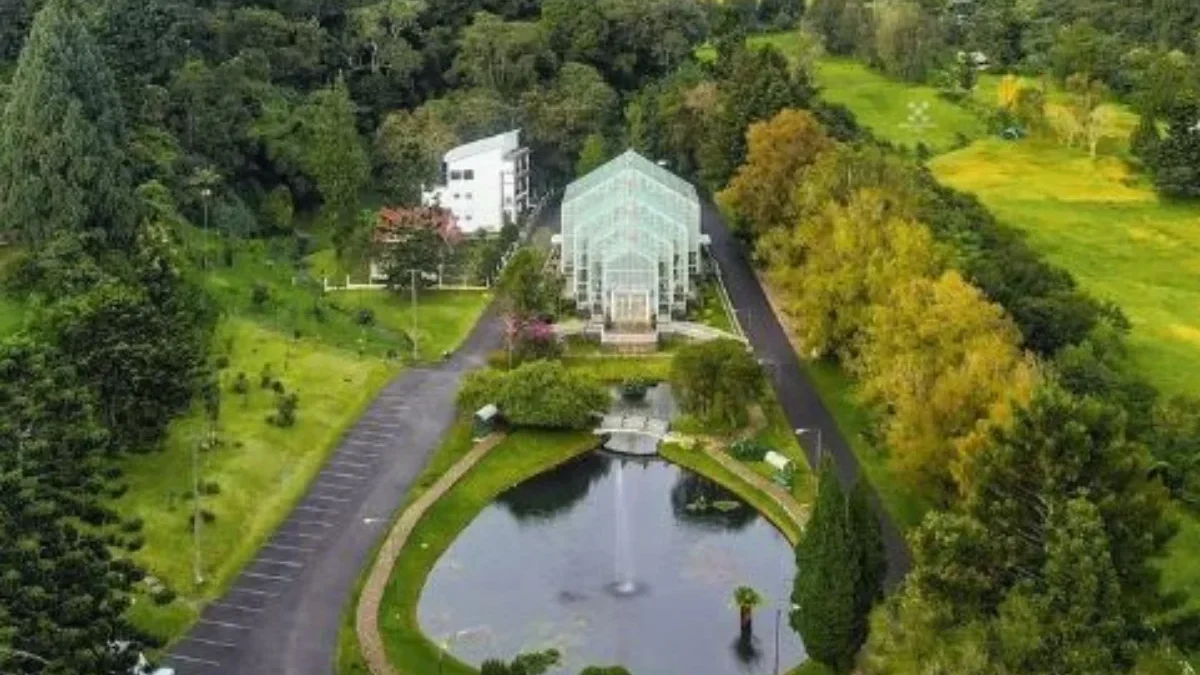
[561, 354, 674, 382]
[801, 361, 932, 531]
[200, 236, 491, 359]
[931, 138, 1200, 397]
[119, 318, 396, 640]
[748, 33, 986, 153]
[376, 429, 597, 675]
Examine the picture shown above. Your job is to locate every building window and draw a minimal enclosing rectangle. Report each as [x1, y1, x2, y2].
[450, 170, 462, 181]
[465, 193, 473, 200]
[464, 169, 475, 180]
[453, 193, 460, 200]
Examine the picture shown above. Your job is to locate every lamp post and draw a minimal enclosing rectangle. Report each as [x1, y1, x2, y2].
[795, 427, 823, 467]
[409, 269, 419, 361]
[200, 187, 212, 269]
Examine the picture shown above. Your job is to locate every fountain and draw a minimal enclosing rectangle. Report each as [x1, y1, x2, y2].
[611, 460, 639, 596]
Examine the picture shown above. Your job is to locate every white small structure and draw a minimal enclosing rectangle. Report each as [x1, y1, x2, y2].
[422, 129, 531, 234]
[764, 451, 792, 473]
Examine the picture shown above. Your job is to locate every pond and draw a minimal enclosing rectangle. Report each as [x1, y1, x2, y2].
[416, 451, 807, 674]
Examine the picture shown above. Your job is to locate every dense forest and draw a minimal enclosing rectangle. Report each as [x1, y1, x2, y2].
[0, 0, 1198, 673]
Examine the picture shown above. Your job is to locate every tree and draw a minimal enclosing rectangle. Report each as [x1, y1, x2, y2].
[575, 133, 611, 177]
[1152, 100, 1200, 199]
[372, 206, 461, 289]
[732, 585, 765, 637]
[853, 271, 1037, 499]
[848, 481, 886, 624]
[373, 108, 460, 205]
[454, 12, 555, 100]
[791, 460, 860, 671]
[871, 0, 942, 82]
[300, 77, 370, 260]
[759, 189, 941, 359]
[717, 108, 832, 238]
[0, 0, 136, 249]
[458, 361, 607, 429]
[498, 248, 560, 318]
[521, 61, 618, 180]
[669, 339, 764, 431]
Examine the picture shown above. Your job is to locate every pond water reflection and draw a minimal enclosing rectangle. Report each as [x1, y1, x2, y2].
[417, 451, 807, 674]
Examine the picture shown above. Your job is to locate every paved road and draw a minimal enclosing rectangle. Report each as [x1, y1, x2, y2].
[162, 306, 503, 675]
[701, 202, 911, 584]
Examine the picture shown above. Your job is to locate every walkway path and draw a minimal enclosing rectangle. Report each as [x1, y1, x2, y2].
[701, 202, 911, 583]
[161, 306, 503, 675]
[356, 432, 508, 675]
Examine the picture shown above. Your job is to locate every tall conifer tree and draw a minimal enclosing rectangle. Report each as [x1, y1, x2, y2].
[0, 0, 135, 249]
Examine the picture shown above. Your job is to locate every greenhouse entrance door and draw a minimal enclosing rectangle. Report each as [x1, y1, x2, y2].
[609, 289, 652, 332]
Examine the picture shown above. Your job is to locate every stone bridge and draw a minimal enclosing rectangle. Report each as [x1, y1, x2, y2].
[594, 415, 670, 456]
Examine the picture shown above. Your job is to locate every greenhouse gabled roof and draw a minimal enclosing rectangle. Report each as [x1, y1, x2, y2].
[563, 150, 698, 204]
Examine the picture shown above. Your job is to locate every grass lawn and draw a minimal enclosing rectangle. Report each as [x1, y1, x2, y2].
[561, 353, 674, 382]
[748, 33, 986, 153]
[199, 236, 491, 360]
[931, 138, 1200, 397]
[375, 429, 597, 675]
[119, 318, 395, 640]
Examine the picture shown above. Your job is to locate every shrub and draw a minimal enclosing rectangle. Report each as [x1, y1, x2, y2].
[152, 588, 177, 605]
[269, 393, 299, 427]
[458, 361, 607, 430]
[125, 535, 145, 552]
[251, 282, 271, 307]
[201, 481, 221, 496]
[260, 364, 274, 389]
[231, 371, 249, 394]
[730, 439, 770, 461]
[213, 354, 230, 370]
[121, 517, 144, 533]
[271, 380, 285, 394]
[355, 307, 375, 326]
[670, 339, 764, 431]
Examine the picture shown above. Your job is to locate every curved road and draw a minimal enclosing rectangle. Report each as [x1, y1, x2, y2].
[163, 199, 907, 675]
[702, 203, 911, 584]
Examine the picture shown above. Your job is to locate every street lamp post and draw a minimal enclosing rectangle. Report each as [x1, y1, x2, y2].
[795, 427, 823, 467]
[200, 187, 212, 269]
[409, 269, 419, 362]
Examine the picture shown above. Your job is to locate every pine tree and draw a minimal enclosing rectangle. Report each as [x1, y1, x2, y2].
[302, 76, 369, 260]
[1152, 100, 1200, 199]
[848, 480, 886, 638]
[791, 460, 859, 671]
[0, 0, 135, 249]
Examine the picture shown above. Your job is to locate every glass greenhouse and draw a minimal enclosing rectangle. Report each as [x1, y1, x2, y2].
[559, 150, 703, 331]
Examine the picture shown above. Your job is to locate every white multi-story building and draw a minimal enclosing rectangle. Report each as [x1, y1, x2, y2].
[421, 129, 531, 234]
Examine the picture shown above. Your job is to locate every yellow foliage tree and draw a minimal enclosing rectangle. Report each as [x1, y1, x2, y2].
[1045, 102, 1083, 147]
[759, 189, 943, 359]
[852, 271, 1038, 500]
[996, 74, 1020, 110]
[716, 108, 833, 238]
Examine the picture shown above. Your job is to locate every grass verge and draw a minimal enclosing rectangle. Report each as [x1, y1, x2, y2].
[374, 429, 598, 675]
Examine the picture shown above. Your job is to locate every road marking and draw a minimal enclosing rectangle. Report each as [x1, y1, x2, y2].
[243, 571, 293, 582]
[324, 471, 367, 480]
[183, 636, 236, 649]
[339, 450, 380, 460]
[255, 557, 305, 569]
[199, 618, 251, 630]
[213, 601, 264, 613]
[309, 494, 350, 504]
[229, 587, 279, 598]
[359, 421, 406, 431]
[288, 518, 334, 527]
[167, 653, 221, 667]
[330, 460, 371, 470]
[344, 439, 390, 450]
[315, 481, 359, 491]
[276, 530, 324, 540]
[295, 505, 338, 515]
[265, 542, 314, 553]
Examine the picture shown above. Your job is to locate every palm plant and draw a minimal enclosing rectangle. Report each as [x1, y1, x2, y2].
[732, 585, 765, 637]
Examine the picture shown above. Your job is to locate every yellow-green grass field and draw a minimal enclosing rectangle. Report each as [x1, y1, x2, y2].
[931, 138, 1200, 399]
[119, 319, 396, 640]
